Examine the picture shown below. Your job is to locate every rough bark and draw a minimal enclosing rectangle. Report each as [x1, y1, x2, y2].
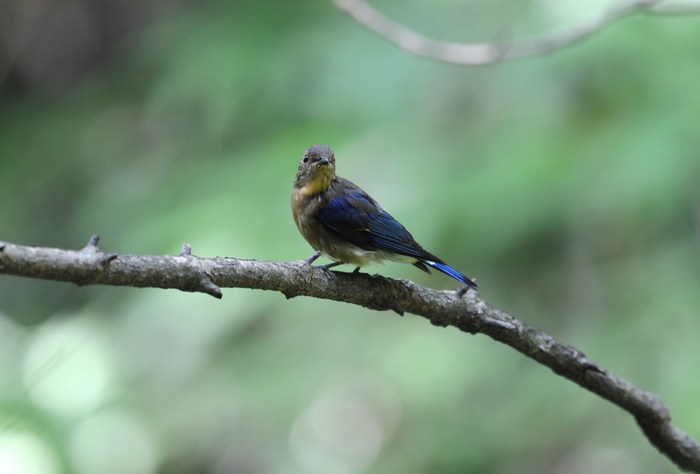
[1, 237, 698, 472]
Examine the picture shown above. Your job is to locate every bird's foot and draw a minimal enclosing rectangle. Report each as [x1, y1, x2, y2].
[302, 252, 345, 271]
[303, 250, 322, 265]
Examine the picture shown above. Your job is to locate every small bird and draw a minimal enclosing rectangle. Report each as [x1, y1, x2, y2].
[291, 144, 477, 290]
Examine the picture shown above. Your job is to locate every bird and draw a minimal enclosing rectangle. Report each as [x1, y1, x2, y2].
[291, 144, 477, 290]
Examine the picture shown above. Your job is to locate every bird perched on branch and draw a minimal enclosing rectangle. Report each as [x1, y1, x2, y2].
[291, 144, 477, 290]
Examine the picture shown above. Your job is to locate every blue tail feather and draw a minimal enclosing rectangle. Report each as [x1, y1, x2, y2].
[424, 260, 477, 289]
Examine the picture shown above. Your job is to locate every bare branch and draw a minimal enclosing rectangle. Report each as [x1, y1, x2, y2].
[650, 1, 700, 14]
[333, 0, 700, 65]
[1, 238, 699, 471]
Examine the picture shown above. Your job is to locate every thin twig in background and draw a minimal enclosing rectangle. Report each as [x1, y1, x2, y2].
[333, 0, 700, 65]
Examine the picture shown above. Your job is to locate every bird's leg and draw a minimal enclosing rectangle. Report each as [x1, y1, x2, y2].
[352, 266, 361, 274]
[304, 250, 322, 265]
[303, 251, 345, 270]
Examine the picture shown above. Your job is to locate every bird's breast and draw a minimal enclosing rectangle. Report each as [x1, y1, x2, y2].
[291, 189, 386, 266]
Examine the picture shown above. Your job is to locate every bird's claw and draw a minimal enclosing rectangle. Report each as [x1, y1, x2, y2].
[319, 261, 343, 270]
[303, 250, 322, 265]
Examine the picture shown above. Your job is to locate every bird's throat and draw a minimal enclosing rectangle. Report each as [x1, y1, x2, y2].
[299, 167, 334, 196]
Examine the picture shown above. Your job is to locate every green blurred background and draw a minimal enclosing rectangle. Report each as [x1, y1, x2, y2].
[1, 0, 699, 472]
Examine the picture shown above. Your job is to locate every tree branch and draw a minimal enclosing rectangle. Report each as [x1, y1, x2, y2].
[333, 0, 700, 65]
[1, 237, 699, 471]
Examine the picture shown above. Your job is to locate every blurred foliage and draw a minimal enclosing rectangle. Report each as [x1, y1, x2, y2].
[1, 0, 700, 472]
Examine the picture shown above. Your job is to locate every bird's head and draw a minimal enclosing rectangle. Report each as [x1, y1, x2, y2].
[294, 144, 336, 195]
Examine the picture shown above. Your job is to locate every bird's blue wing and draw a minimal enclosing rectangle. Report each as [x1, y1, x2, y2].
[316, 191, 375, 248]
[317, 190, 428, 259]
[366, 210, 428, 259]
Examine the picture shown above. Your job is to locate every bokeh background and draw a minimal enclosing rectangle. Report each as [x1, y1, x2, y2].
[1, 0, 699, 473]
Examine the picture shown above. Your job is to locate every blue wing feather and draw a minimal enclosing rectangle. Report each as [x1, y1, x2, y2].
[318, 192, 428, 259]
[366, 211, 429, 259]
[317, 192, 376, 247]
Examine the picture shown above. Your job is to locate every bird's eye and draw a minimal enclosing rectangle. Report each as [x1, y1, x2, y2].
[302, 154, 309, 163]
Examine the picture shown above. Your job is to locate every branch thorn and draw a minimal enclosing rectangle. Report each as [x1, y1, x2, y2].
[180, 243, 192, 257]
[200, 277, 223, 299]
[86, 235, 100, 248]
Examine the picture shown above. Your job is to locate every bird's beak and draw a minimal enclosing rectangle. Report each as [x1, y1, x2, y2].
[318, 158, 330, 166]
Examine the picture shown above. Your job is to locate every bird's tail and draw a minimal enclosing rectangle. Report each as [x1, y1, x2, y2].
[423, 260, 477, 290]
